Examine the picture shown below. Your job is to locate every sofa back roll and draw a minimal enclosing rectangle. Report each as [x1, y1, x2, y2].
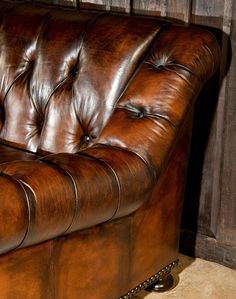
[0, 3, 166, 154]
[0, 2, 220, 178]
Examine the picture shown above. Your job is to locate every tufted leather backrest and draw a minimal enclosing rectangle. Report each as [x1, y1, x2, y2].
[0, 2, 166, 154]
[0, 2, 220, 257]
[0, 2, 220, 173]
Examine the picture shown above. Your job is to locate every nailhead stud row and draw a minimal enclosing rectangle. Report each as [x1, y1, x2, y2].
[119, 260, 179, 299]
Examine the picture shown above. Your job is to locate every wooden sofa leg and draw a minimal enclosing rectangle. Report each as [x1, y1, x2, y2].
[146, 274, 174, 293]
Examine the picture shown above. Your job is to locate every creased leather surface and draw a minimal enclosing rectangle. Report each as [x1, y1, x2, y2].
[0, 1, 220, 256]
[0, 143, 39, 163]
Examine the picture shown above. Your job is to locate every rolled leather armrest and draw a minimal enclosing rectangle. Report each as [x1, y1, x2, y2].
[0, 160, 75, 254]
[0, 145, 153, 255]
[97, 25, 220, 172]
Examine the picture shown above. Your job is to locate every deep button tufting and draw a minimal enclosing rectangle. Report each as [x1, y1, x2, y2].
[147, 56, 173, 70]
[61, 54, 80, 79]
[136, 109, 145, 119]
[81, 134, 97, 148]
[117, 105, 146, 120]
[37, 119, 44, 130]
[83, 134, 91, 143]
[23, 59, 35, 73]
[28, 60, 35, 71]
[79, 134, 95, 149]
[125, 106, 146, 119]
[70, 65, 79, 78]
[154, 63, 165, 70]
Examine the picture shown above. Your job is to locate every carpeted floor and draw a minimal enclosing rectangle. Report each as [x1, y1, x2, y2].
[134, 255, 236, 299]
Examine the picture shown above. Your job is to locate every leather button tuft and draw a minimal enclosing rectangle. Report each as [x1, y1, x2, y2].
[70, 66, 79, 78]
[137, 111, 144, 118]
[147, 57, 172, 70]
[156, 64, 165, 69]
[80, 133, 96, 147]
[27, 60, 35, 71]
[136, 109, 145, 119]
[152, 61, 166, 70]
[83, 134, 90, 143]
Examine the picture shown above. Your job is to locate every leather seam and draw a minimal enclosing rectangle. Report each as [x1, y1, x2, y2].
[77, 151, 121, 222]
[38, 159, 79, 235]
[115, 105, 178, 130]
[0, 174, 32, 251]
[93, 143, 157, 182]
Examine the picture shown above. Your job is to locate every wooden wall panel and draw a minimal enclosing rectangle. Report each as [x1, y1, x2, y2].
[78, 0, 110, 10]
[132, 0, 168, 17]
[166, 0, 192, 23]
[188, 0, 229, 238]
[217, 0, 236, 247]
[181, 0, 236, 269]
[132, 0, 191, 23]
[110, 0, 130, 13]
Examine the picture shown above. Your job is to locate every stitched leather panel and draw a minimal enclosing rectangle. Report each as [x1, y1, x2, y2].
[0, 173, 28, 254]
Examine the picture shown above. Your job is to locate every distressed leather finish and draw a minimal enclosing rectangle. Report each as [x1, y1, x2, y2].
[0, 1, 220, 298]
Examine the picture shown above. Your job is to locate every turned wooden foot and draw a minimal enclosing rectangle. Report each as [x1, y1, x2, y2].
[146, 274, 174, 293]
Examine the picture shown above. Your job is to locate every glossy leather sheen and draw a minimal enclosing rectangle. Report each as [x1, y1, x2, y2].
[0, 0, 220, 269]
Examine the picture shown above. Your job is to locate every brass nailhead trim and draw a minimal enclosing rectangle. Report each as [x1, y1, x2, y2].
[119, 260, 179, 299]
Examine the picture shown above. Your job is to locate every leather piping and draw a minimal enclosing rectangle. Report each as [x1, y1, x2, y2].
[0, 174, 32, 252]
[77, 151, 121, 223]
[38, 159, 79, 235]
[96, 143, 157, 182]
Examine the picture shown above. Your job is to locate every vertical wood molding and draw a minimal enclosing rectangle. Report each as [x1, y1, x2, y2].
[131, 0, 192, 22]
[213, 0, 233, 239]
[217, 0, 236, 246]
[111, 0, 130, 13]
[79, 0, 110, 10]
[182, 0, 236, 267]
[189, 0, 231, 238]
[160, 0, 168, 17]
[132, 1, 163, 17]
[166, 0, 192, 23]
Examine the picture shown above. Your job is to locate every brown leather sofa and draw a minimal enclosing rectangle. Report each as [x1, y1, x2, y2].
[0, 1, 220, 298]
